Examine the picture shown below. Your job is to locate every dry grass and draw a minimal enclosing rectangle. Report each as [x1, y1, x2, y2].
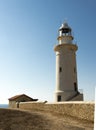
[0, 108, 93, 130]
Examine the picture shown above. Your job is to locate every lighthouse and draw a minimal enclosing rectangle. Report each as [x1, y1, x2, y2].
[54, 22, 83, 102]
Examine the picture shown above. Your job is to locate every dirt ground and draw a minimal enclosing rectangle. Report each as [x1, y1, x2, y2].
[0, 108, 94, 130]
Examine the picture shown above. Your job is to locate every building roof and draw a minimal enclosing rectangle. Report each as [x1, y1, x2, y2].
[8, 94, 38, 101]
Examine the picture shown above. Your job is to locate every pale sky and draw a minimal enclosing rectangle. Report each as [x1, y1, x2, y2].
[0, 0, 96, 104]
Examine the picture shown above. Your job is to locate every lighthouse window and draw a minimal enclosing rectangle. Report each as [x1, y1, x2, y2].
[59, 67, 62, 72]
[74, 67, 76, 73]
[74, 82, 77, 91]
[58, 95, 61, 102]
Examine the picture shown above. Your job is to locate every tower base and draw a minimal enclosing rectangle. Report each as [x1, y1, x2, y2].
[55, 91, 83, 102]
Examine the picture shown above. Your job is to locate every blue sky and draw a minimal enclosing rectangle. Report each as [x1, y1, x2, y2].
[0, 0, 96, 104]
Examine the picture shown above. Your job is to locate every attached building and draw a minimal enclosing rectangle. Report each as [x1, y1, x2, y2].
[8, 94, 38, 108]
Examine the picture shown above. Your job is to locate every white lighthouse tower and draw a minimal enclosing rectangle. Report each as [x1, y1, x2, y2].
[54, 22, 83, 102]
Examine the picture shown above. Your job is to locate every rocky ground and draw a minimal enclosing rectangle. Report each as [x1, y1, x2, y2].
[0, 108, 94, 130]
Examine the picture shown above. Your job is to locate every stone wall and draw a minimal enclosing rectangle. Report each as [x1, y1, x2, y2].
[19, 101, 94, 122]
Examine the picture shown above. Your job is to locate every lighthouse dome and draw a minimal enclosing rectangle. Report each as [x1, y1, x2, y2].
[59, 22, 71, 33]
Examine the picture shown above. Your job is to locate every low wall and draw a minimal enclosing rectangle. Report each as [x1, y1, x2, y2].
[19, 101, 94, 122]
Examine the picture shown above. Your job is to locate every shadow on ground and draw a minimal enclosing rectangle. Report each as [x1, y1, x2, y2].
[0, 109, 93, 130]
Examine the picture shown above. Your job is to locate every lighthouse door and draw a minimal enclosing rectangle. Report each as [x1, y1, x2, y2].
[58, 95, 61, 102]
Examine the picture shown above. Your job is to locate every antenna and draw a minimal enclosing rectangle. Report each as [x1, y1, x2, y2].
[64, 18, 68, 23]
